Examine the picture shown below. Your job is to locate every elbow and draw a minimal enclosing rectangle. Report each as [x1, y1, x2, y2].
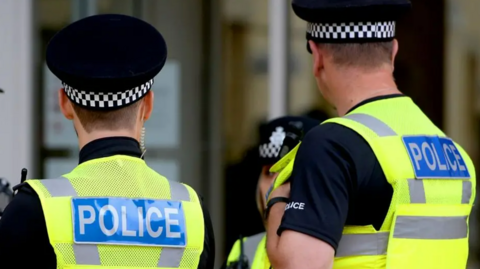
[267, 253, 284, 268]
[266, 241, 286, 268]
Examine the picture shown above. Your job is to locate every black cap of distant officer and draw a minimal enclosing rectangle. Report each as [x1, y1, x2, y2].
[258, 116, 320, 165]
[291, 0, 412, 52]
[46, 14, 167, 110]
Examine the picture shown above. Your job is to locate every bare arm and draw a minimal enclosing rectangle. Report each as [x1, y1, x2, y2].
[266, 125, 356, 269]
[266, 185, 334, 269]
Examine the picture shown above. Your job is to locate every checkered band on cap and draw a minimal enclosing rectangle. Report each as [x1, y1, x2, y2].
[259, 143, 282, 159]
[63, 79, 154, 109]
[259, 127, 286, 159]
[307, 21, 396, 41]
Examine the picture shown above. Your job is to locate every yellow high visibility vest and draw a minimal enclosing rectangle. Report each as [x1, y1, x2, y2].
[270, 96, 475, 269]
[26, 155, 205, 269]
[227, 232, 270, 269]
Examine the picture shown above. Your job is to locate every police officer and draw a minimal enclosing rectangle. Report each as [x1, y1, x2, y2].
[264, 1, 476, 269]
[0, 14, 214, 269]
[224, 116, 321, 269]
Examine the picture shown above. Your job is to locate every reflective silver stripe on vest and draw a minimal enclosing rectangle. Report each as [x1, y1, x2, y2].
[39, 178, 191, 202]
[37, 178, 191, 267]
[462, 181, 472, 204]
[409, 179, 472, 204]
[158, 247, 185, 267]
[393, 216, 468, 239]
[408, 179, 426, 203]
[74, 244, 187, 267]
[337, 215, 468, 256]
[73, 244, 101, 265]
[343, 113, 397, 137]
[40, 177, 78, 197]
[169, 181, 191, 201]
[336, 232, 388, 257]
[243, 232, 265, 267]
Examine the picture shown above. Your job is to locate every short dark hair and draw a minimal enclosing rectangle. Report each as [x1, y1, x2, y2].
[72, 101, 141, 133]
[318, 41, 394, 69]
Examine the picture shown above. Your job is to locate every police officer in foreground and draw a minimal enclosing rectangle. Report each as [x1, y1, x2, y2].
[0, 14, 214, 269]
[265, 1, 476, 269]
[224, 116, 321, 269]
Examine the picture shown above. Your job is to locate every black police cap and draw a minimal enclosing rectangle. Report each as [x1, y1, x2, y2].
[46, 14, 167, 110]
[258, 116, 320, 165]
[292, 0, 411, 50]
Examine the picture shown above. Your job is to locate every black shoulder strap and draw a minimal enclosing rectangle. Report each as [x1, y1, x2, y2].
[12, 182, 35, 195]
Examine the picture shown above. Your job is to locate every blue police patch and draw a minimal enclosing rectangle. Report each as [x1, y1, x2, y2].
[402, 136, 470, 179]
[72, 197, 187, 247]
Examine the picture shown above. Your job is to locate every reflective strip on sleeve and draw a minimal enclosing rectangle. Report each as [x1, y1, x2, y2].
[73, 244, 101, 265]
[336, 232, 388, 257]
[169, 181, 191, 201]
[40, 178, 78, 197]
[393, 216, 468, 239]
[157, 247, 185, 267]
[244, 232, 265, 266]
[343, 113, 397, 137]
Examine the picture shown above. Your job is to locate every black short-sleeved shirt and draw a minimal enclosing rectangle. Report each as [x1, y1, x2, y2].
[0, 137, 215, 269]
[278, 95, 402, 250]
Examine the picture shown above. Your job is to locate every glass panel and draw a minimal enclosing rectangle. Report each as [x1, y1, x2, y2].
[37, 0, 74, 178]
[140, 0, 205, 188]
[97, 0, 135, 16]
[38, 0, 71, 28]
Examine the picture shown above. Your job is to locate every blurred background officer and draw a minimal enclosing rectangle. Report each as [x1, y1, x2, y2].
[224, 108, 329, 252]
[0, 14, 214, 269]
[265, 1, 476, 269]
[223, 116, 321, 269]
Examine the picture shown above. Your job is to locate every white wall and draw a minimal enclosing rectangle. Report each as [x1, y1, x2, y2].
[0, 0, 34, 186]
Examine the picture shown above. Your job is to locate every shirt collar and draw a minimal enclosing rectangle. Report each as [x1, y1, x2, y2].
[78, 137, 142, 164]
[346, 94, 405, 114]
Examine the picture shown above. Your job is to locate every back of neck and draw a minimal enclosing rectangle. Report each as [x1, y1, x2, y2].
[78, 130, 138, 150]
[330, 68, 399, 116]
